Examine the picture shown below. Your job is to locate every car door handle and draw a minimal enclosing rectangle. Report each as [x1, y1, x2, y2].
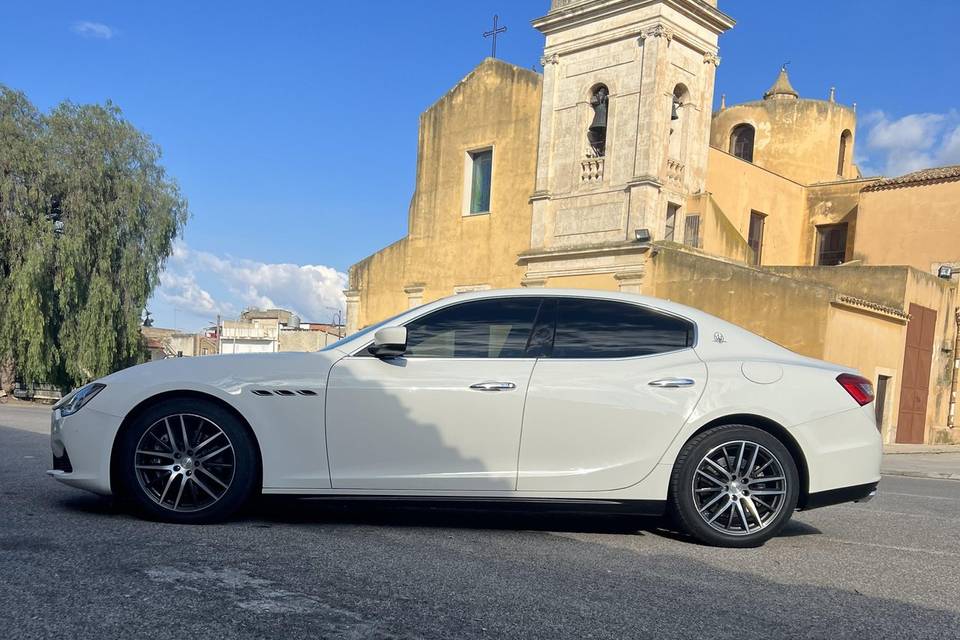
[469, 381, 517, 391]
[648, 377, 696, 388]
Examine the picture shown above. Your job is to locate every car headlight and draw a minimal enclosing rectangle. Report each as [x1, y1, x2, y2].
[55, 383, 106, 417]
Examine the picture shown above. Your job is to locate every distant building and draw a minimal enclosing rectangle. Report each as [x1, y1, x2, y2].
[141, 326, 217, 359]
[219, 309, 342, 354]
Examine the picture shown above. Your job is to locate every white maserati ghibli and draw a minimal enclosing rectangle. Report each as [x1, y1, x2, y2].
[48, 289, 881, 547]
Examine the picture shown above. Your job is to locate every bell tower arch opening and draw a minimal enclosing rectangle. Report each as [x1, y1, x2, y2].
[669, 83, 692, 162]
[587, 84, 609, 158]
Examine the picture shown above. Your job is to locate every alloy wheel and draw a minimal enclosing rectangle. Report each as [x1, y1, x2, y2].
[691, 440, 787, 536]
[133, 413, 236, 512]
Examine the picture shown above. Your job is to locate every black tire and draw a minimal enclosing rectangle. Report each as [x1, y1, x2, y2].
[115, 398, 258, 524]
[669, 424, 799, 548]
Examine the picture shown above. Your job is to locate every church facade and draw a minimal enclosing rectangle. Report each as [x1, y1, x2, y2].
[346, 0, 959, 445]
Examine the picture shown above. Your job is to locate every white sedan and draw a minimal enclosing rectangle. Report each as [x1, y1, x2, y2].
[49, 289, 881, 547]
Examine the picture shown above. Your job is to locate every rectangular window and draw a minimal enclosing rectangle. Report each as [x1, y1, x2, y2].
[684, 214, 701, 248]
[816, 223, 848, 266]
[467, 149, 493, 215]
[748, 211, 765, 265]
[665, 203, 679, 242]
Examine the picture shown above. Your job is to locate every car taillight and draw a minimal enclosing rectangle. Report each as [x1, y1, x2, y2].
[837, 373, 874, 406]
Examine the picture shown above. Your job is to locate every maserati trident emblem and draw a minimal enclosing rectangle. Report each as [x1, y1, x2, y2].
[713, 331, 725, 344]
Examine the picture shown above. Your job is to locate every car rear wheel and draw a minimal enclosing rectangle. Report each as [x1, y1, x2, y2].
[116, 398, 258, 523]
[670, 425, 799, 548]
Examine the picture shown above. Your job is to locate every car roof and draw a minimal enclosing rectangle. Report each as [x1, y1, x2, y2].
[428, 288, 716, 324]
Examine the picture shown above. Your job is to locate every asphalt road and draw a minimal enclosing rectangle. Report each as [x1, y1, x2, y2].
[2, 404, 959, 640]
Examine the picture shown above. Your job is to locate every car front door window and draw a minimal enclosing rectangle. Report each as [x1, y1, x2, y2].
[404, 298, 543, 358]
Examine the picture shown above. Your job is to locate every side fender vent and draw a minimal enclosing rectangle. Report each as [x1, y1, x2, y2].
[251, 389, 274, 396]
[274, 389, 296, 396]
[296, 389, 318, 396]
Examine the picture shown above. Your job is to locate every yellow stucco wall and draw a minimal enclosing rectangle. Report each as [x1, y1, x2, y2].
[704, 148, 879, 267]
[802, 180, 877, 265]
[348, 59, 542, 328]
[710, 98, 858, 185]
[645, 247, 834, 357]
[854, 179, 960, 274]
[764, 265, 957, 442]
[704, 147, 807, 265]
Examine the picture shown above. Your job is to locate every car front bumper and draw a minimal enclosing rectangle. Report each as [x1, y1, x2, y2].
[48, 406, 122, 496]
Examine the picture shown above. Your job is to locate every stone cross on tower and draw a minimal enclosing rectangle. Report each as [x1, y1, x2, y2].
[483, 15, 507, 58]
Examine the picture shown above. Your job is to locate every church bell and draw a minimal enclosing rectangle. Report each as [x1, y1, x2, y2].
[588, 99, 608, 134]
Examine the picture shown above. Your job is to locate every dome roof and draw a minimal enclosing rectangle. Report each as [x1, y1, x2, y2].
[763, 66, 799, 101]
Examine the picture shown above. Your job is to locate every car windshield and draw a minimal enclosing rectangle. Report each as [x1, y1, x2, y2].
[320, 309, 410, 352]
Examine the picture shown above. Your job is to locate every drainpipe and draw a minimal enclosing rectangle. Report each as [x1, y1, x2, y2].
[949, 307, 960, 429]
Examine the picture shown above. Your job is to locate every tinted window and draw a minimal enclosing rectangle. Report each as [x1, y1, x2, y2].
[551, 299, 693, 359]
[404, 298, 541, 358]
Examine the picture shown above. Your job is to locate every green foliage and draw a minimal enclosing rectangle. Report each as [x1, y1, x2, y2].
[0, 85, 187, 388]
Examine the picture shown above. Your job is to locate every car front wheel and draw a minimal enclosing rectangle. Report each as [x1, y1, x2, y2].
[116, 398, 258, 523]
[669, 425, 799, 547]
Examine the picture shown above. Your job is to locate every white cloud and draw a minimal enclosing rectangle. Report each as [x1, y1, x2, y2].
[155, 242, 347, 325]
[156, 271, 234, 319]
[859, 109, 960, 177]
[71, 21, 115, 39]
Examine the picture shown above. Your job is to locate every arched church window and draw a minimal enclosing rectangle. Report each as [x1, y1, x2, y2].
[587, 85, 609, 158]
[730, 124, 755, 163]
[838, 130, 852, 176]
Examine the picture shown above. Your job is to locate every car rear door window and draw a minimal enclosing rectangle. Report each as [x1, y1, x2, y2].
[551, 298, 694, 359]
[404, 298, 542, 358]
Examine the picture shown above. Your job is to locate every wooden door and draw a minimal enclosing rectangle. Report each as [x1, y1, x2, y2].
[895, 304, 937, 444]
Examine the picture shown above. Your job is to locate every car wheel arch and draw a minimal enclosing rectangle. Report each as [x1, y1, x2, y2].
[678, 413, 810, 509]
[109, 389, 263, 496]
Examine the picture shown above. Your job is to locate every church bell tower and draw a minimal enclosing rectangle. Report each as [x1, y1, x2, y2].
[520, 0, 734, 291]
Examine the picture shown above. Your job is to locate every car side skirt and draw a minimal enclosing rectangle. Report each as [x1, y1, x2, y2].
[264, 495, 667, 516]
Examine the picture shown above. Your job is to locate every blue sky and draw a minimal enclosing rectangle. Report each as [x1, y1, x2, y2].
[3, 1, 958, 330]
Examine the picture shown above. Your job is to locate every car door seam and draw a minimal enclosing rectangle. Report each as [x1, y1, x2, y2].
[323, 351, 348, 489]
[513, 358, 541, 492]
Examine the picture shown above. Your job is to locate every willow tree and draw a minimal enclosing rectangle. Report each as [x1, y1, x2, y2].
[0, 85, 187, 389]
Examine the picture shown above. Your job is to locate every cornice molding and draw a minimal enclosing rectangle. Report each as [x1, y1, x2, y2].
[536, 0, 735, 37]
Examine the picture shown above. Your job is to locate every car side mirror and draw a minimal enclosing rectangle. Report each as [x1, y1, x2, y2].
[369, 326, 408, 358]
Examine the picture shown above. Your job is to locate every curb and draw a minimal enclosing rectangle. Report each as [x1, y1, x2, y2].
[881, 470, 960, 481]
[884, 449, 960, 455]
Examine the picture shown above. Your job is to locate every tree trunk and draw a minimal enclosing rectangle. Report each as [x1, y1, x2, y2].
[0, 357, 15, 395]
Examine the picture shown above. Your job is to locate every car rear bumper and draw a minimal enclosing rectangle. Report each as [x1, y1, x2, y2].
[790, 403, 882, 495]
[801, 481, 878, 510]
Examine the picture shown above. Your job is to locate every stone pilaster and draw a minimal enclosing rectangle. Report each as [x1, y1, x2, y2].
[344, 290, 361, 335]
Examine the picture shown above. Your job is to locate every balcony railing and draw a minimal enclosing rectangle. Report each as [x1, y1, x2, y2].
[666, 158, 685, 187]
[581, 157, 604, 183]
